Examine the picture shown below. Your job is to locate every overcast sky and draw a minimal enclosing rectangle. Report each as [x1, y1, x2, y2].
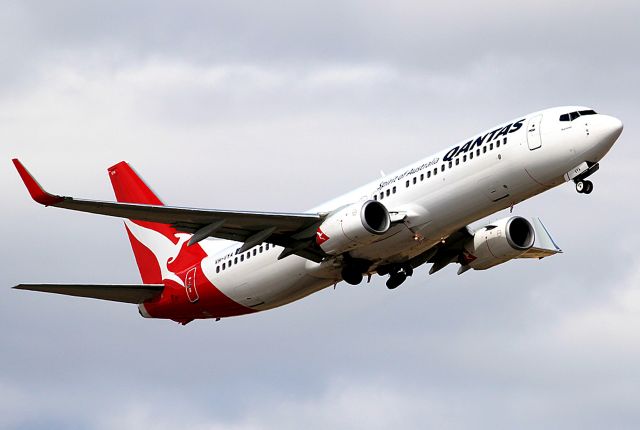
[2, 1, 640, 429]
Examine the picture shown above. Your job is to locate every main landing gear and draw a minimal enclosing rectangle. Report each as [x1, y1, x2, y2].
[378, 264, 413, 289]
[575, 180, 593, 194]
[341, 266, 364, 285]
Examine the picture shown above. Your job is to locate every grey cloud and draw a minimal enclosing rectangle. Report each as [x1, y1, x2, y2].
[2, 1, 640, 429]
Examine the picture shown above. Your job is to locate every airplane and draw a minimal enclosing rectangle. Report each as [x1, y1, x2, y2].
[12, 106, 623, 325]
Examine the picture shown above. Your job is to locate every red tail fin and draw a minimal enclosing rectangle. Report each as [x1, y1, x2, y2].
[108, 162, 206, 285]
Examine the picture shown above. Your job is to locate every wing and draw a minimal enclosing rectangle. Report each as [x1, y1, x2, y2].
[516, 217, 563, 258]
[13, 284, 164, 304]
[411, 217, 562, 275]
[13, 159, 326, 262]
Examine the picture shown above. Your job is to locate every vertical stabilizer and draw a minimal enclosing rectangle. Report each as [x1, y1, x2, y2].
[107, 162, 206, 285]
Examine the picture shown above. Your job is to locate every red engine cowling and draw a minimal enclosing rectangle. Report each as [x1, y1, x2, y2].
[317, 200, 391, 255]
[462, 216, 535, 270]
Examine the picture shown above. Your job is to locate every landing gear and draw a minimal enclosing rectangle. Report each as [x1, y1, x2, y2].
[386, 272, 407, 289]
[575, 180, 593, 194]
[382, 264, 413, 289]
[341, 266, 364, 285]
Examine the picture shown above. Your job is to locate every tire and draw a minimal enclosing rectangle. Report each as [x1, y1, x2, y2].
[584, 180, 593, 194]
[576, 181, 585, 193]
[341, 267, 363, 285]
[386, 273, 407, 289]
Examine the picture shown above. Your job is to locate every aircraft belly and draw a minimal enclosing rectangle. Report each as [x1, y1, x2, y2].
[208, 255, 334, 311]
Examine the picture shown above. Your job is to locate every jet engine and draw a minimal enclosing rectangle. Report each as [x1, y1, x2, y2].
[317, 200, 391, 255]
[461, 216, 535, 270]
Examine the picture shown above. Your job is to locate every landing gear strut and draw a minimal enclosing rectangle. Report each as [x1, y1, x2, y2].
[575, 180, 593, 194]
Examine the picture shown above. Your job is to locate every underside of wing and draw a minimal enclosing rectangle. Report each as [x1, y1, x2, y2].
[13, 284, 164, 304]
[516, 217, 562, 258]
[12, 159, 327, 262]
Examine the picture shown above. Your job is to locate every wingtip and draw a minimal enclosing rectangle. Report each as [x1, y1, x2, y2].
[12, 159, 64, 206]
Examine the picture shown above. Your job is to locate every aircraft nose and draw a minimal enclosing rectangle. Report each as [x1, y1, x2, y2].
[599, 115, 623, 143]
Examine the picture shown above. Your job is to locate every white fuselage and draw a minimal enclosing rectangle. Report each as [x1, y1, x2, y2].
[193, 106, 622, 311]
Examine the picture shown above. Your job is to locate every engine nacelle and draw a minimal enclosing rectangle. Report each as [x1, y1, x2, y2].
[317, 200, 391, 255]
[462, 216, 535, 270]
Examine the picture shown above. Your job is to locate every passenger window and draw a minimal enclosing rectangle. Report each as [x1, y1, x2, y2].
[463, 155, 467, 162]
[406, 180, 410, 188]
[259, 246, 263, 253]
[380, 192, 384, 200]
[413, 177, 417, 184]
[420, 174, 424, 181]
[434, 168, 438, 176]
[222, 262, 226, 269]
[455, 158, 459, 166]
[483, 146, 487, 153]
[253, 249, 257, 256]
[490, 143, 494, 150]
[503, 138, 507, 145]
[441, 165, 445, 172]
[392, 186, 396, 194]
[448, 161, 452, 168]
[469, 152, 473, 160]
[240, 255, 244, 262]
[476, 149, 480, 156]
[386, 189, 390, 197]
[496, 141, 500, 148]
[216, 266, 220, 273]
[234, 257, 238, 264]
[427, 171, 431, 178]
[373, 195, 377, 200]
[228, 260, 232, 267]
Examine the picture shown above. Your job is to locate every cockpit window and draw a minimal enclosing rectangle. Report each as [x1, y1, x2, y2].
[560, 109, 598, 122]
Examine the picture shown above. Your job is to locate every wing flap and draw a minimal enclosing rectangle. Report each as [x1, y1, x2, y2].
[13, 284, 164, 304]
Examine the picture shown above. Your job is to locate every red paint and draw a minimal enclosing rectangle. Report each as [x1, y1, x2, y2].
[109, 161, 256, 322]
[12, 159, 65, 206]
[316, 228, 330, 245]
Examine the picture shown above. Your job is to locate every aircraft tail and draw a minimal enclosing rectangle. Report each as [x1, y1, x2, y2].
[107, 162, 206, 285]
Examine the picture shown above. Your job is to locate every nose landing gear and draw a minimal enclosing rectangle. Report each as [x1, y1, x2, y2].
[575, 180, 593, 194]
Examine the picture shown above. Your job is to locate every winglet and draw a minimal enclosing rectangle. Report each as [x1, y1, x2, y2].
[12, 159, 65, 206]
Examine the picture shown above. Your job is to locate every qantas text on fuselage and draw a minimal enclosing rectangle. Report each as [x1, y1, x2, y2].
[13, 106, 623, 324]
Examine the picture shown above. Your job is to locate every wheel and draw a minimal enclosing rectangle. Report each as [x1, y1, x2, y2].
[386, 273, 407, 289]
[403, 265, 414, 277]
[341, 267, 363, 285]
[575, 181, 585, 193]
[583, 180, 593, 194]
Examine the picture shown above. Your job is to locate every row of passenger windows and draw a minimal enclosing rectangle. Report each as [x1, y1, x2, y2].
[374, 137, 508, 200]
[559, 110, 597, 122]
[215, 243, 274, 273]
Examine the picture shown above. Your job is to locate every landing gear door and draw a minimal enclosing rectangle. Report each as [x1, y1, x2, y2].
[527, 115, 543, 150]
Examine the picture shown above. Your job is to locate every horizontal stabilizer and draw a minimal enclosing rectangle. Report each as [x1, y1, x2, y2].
[13, 284, 164, 304]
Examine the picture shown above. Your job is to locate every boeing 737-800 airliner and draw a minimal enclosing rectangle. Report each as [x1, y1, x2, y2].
[13, 106, 623, 324]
